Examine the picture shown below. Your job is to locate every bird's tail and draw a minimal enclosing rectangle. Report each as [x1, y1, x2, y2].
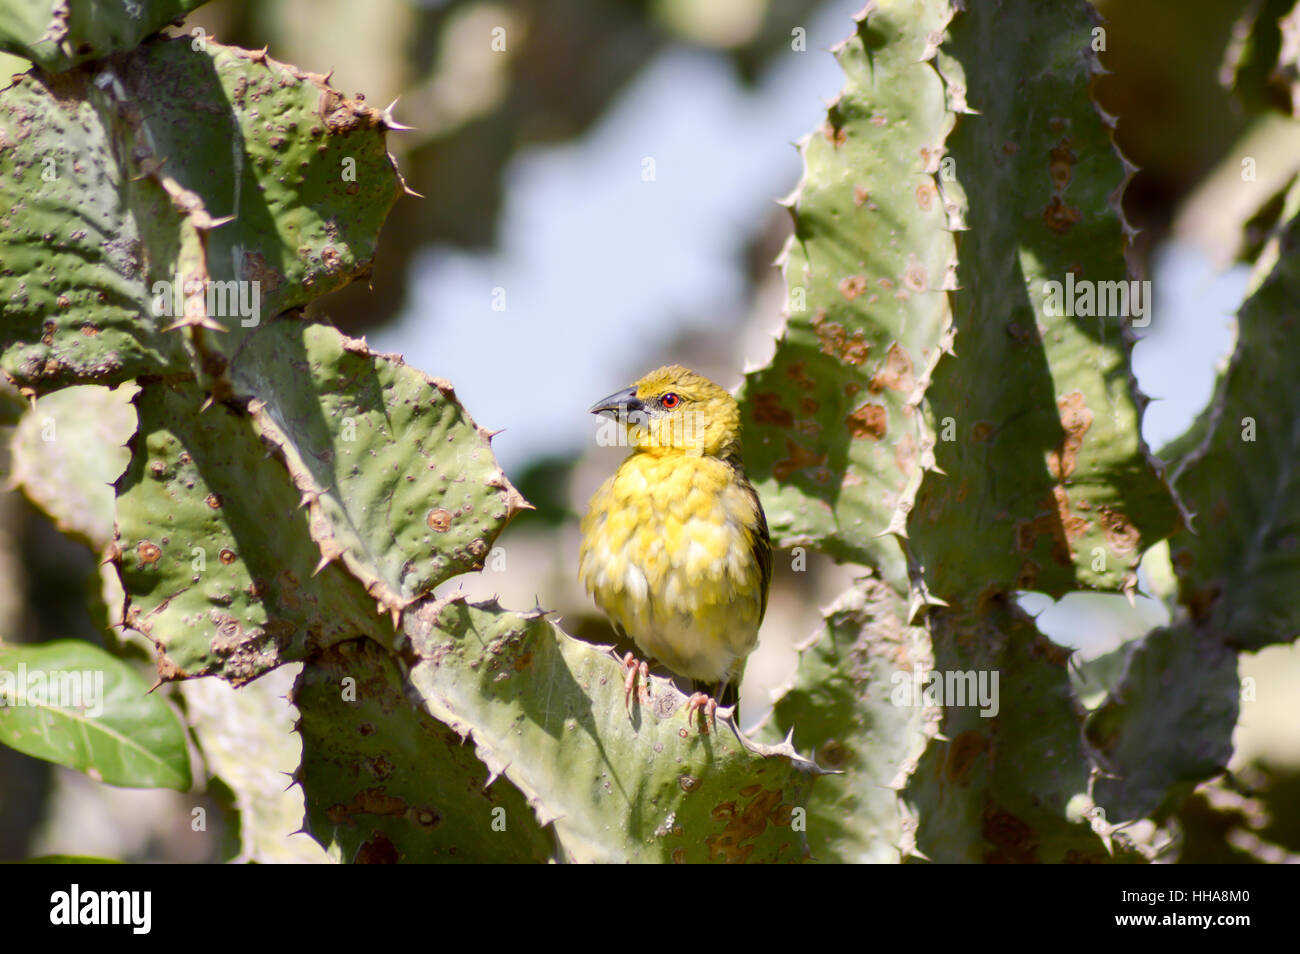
[694, 654, 746, 710]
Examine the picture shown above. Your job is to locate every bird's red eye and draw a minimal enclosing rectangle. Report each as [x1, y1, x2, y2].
[660, 393, 680, 409]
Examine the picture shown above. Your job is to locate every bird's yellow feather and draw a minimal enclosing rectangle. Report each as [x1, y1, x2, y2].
[578, 365, 771, 694]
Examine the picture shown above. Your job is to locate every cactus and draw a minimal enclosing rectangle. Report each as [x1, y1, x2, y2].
[2, 0, 1298, 864]
[760, 574, 932, 863]
[295, 635, 554, 864]
[0, 0, 210, 72]
[1164, 178, 1300, 652]
[293, 596, 821, 864]
[297, 603, 820, 863]
[0, 0, 825, 861]
[112, 371, 383, 683]
[908, 0, 1181, 600]
[9, 383, 134, 548]
[227, 320, 529, 616]
[1084, 623, 1240, 822]
[738, 0, 956, 591]
[180, 666, 330, 863]
[748, 0, 1298, 865]
[0, 61, 190, 390]
[902, 603, 1129, 862]
[111, 318, 533, 682]
[0, 35, 404, 394]
[396, 595, 818, 863]
[1085, 178, 1300, 822]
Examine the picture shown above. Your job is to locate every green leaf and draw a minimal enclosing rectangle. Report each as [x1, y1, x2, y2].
[0, 639, 191, 790]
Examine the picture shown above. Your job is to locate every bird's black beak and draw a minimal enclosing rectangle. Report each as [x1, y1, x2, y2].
[589, 385, 643, 419]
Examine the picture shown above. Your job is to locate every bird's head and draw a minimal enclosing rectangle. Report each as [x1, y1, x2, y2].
[589, 365, 741, 458]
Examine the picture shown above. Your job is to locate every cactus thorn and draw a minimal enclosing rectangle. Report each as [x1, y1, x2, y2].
[162, 314, 225, 333]
[380, 98, 415, 131]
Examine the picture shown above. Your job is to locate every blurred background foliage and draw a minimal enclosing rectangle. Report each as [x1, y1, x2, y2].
[1, 0, 1297, 862]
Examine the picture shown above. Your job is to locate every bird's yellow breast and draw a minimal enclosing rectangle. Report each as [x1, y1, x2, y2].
[578, 451, 766, 683]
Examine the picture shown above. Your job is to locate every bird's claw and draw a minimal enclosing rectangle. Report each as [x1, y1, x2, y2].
[621, 652, 651, 715]
[684, 692, 717, 733]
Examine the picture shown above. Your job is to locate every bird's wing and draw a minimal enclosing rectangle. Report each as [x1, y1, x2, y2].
[744, 477, 774, 625]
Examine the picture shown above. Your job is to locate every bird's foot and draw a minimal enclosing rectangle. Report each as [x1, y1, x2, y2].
[621, 652, 652, 715]
[684, 691, 717, 733]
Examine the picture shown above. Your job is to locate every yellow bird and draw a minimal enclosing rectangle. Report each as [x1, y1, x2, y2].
[578, 365, 772, 728]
